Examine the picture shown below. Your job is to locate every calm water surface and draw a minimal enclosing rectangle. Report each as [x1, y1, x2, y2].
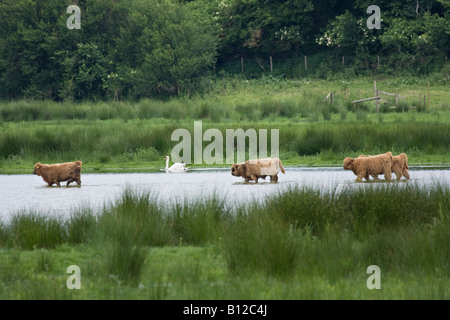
[1, 166, 449, 221]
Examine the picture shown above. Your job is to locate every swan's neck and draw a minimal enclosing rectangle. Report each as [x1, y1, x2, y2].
[165, 157, 170, 170]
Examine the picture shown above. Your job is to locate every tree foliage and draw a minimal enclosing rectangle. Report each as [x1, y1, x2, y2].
[0, 0, 448, 101]
[0, 0, 219, 100]
[314, 0, 449, 73]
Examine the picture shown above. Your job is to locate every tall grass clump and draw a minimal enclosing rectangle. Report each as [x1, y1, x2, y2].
[394, 209, 449, 275]
[252, 182, 449, 280]
[170, 195, 229, 246]
[0, 121, 181, 164]
[261, 187, 332, 235]
[292, 122, 450, 156]
[221, 205, 301, 278]
[260, 183, 449, 237]
[0, 221, 7, 247]
[94, 189, 168, 285]
[336, 183, 449, 235]
[0, 131, 28, 159]
[360, 218, 450, 276]
[66, 208, 97, 245]
[6, 212, 66, 249]
[102, 238, 148, 286]
[96, 188, 174, 247]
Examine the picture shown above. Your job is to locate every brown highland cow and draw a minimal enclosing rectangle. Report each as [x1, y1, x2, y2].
[343, 152, 393, 182]
[33, 161, 82, 187]
[231, 157, 285, 183]
[358, 153, 410, 180]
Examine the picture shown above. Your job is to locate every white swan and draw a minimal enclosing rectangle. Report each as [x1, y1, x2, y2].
[164, 156, 189, 172]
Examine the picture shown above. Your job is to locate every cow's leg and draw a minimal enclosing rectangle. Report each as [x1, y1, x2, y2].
[252, 175, 258, 183]
[403, 168, 410, 179]
[271, 175, 278, 182]
[393, 169, 402, 180]
[48, 182, 53, 187]
[77, 179, 81, 186]
[56, 181, 61, 187]
[372, 174, 380, 180]
[356, 171, 365, 182]
[384, 168, 392, 181]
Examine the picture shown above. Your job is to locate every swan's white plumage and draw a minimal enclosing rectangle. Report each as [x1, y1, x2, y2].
[164, 156, 189, 172]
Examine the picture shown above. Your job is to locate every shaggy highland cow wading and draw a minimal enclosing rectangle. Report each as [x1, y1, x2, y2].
[231, 157, 285, 183]
[33, 161, 82, 187]
[391, 153, 410, 180]
[343, 152, 393, 182]
[358, 153, 410, 180]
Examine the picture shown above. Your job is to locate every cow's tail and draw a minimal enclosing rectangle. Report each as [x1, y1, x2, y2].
[401, 153, 409, 169]
[278, 158, 286, 174]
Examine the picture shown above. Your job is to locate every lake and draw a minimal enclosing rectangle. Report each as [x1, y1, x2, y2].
[1, 166, 449, 222]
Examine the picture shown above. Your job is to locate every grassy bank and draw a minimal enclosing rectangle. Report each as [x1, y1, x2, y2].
[1, 77, 448, 173]
[0, 115, 449, 174]
[1, 76, 449, 122]
[0, 183, 448, 299]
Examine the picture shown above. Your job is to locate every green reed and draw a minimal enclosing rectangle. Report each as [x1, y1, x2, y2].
[1, 183, 447, 279]
[0, 182, 448, 298]
[1, 117, 448, 171]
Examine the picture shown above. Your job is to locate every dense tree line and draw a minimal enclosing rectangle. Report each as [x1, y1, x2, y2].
[0, 0, 448, 101]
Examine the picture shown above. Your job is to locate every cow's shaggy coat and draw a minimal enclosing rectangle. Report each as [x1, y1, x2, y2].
[231, 157, 285, 183]
[33, 161, 82, 186]
[343, 152, 393, 182]
[359, 153, 410, 180]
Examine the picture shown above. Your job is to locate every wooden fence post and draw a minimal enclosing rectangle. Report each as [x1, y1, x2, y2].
[374, 81, 380, 113]
[270, 56, 273, 72]
[323, 92, 334, 103]
[241, 57, 244, 73]
[304, 56, 308, 71]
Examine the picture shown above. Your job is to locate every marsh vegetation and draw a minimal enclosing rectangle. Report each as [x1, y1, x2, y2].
[0, 182, 448, 299]
[1, 78, 449, 173]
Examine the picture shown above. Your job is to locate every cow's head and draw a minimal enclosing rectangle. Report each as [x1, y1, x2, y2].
[231, 163, 246, 177]
[33, 162, 42, 175]
[343, 157, 355, 170]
